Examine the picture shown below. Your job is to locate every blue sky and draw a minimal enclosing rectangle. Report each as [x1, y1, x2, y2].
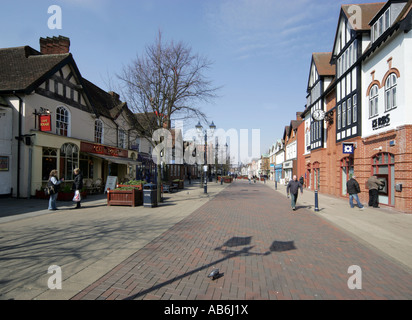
[1, 0, 380, 161]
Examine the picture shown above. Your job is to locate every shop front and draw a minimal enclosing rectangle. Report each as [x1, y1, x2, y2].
[80, 141, 141, 185]
[283, 160, 293, 183]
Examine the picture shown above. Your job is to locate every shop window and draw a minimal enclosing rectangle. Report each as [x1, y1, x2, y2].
[60, 143, 79, 181]
[42, 148, 58, 181]
[56, 106, 70, 137]
[80, 153, 94, 179]
[94, 119, 103, 144]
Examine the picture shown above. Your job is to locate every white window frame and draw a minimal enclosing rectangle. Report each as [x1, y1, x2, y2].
[353, 94, 357, 123]
[118, 129, 127, 149]
[94, 119, 104, 144]
[337, 105, 342, 130]
[369, 85, 379, 118]
[347, 97, 352, 126]
[56, 106, 70, 137]
[385, 73, 397, 112]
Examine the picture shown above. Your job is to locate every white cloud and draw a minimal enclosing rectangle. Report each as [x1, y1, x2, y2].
[204, 0, 334, 60]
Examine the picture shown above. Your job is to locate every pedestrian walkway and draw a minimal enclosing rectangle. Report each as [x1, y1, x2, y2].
[0, 181, 228, 300]
[72, 180, 412, 300]
[268, 181, 412, 274]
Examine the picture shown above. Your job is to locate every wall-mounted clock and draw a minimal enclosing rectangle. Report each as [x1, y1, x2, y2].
[312, 109, 326, 121]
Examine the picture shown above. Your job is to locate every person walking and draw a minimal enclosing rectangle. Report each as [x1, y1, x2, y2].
[367, 175, 384, 208]
[48, 170, 64, 211]
[72, 168, 83, 209]
[346, 174, 364, 210]
[287, 175, 303, 211]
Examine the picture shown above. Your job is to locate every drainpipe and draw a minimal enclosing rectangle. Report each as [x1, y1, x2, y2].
[13, 92, 23, 199]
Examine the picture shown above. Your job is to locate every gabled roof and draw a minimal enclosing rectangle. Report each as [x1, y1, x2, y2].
[341, 2, 386, 31]
[0, 46, 71, 94]
[312, 52, 335, 77]
[331, 2, 385, 60]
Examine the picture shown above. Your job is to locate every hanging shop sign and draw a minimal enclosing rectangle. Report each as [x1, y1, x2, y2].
[342, 143, 355, 154]
[39, 115, 52, 132]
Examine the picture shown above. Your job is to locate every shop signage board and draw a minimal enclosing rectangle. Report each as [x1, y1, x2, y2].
[80, 141, 128, 158]
[105, 176, 118, 193]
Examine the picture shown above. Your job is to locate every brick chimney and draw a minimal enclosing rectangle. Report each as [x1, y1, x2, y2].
[40, 36, 70, 54]
[296, 112, 303, 120]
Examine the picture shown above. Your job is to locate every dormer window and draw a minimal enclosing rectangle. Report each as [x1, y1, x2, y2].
[372, 8, 390, 42]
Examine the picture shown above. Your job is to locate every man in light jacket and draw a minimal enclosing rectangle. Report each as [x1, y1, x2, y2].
[367, 175, 384, 208]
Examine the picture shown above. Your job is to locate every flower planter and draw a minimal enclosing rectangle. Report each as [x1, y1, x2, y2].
[223, 177, 233, 183]
[107, 188, 143, 207]
[117, 184, 144, 191]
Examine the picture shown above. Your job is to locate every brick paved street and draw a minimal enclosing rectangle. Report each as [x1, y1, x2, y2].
[72, 180, 412, 300]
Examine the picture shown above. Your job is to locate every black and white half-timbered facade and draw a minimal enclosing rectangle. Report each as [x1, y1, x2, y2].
[331, 3, 386, 143]
[305, 53, 335, 150]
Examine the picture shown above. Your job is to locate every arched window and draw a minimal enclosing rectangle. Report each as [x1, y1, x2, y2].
[56, 106, 70, 137]
[60, 143, 79, 180]
[94, 119, 104, 144]
[369, 85, 379, 118]
[385, 73, 397, 111]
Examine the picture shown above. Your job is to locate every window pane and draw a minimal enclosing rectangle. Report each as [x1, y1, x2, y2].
[379, 166, 388, 174]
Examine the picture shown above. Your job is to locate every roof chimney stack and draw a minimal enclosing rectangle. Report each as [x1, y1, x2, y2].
[40, 36, 70, 54]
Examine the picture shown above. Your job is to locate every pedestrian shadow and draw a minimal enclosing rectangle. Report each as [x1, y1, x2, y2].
[269, 240, 296, 252]
[123, 235, 296, 300]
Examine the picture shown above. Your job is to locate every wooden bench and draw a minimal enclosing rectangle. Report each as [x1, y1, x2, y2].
[163, 183, 178, 193]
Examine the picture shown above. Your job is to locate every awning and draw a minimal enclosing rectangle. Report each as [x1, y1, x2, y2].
[86, 153, 142, 166]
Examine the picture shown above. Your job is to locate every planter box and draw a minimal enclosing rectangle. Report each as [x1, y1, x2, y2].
[223, 177, 233, 183]
[107, 189, 143, 207]
[117, 184, 144, 191]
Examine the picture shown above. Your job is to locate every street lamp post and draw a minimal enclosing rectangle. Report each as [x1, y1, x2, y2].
[196, 121, 216, 194]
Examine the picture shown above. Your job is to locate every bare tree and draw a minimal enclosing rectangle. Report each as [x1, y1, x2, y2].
[117, 31, 220, 202]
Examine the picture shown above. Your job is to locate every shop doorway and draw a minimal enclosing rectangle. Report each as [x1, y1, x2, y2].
[372, 153, 395, 206]
[341, 156, 354, 195]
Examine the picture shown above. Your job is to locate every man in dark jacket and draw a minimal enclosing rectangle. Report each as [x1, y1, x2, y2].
[72, 168, 83, 209]
[286, 175, 303, 211]
[346, 174, 364, 210]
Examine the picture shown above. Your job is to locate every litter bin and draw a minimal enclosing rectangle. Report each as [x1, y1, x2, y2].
[143, 183, 158, 208]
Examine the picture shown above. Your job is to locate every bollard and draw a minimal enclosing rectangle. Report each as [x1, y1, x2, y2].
[275, 180, 277, 190]
[314, 190, 319, 212]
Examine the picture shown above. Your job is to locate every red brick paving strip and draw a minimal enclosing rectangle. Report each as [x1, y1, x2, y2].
[72, 181, 412, 300]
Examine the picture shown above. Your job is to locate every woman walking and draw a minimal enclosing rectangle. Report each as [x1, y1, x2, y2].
[72, 168, 83, 209]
